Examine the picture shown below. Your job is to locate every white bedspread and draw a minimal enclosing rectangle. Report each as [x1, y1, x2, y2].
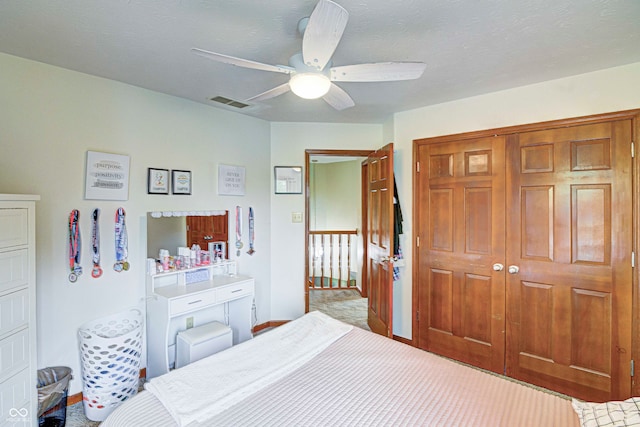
[144, 311, 352, 427]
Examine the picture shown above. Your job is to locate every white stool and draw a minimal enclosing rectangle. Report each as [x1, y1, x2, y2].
[175, 321, 232, 369]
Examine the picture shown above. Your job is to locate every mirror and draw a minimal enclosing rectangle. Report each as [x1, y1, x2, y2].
[146, 211, 229, 260]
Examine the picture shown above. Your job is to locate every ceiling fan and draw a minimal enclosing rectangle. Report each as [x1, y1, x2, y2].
[192, 0, 427, 110]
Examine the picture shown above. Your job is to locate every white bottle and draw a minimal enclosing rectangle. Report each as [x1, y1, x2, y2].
[190, 245, 197, 267]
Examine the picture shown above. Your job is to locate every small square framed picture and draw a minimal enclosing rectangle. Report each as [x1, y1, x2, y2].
[147, 168, 169, 194]
[274, 166, 303, 194]
[172, 170, 192, 195]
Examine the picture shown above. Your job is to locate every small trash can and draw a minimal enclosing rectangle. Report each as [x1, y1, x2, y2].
[37, 366, 72, 427]
[78, 308, 143, 421]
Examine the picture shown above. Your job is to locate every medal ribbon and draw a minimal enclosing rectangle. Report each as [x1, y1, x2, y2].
[91, 208, 102, 278]
[247, 207, 255, 255]
[114, 207, 129, 271]
[235, 205, 243, 256]
[68, 209, 82, 282]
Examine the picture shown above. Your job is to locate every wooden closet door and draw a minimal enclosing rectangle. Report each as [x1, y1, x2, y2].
[505, 120, 633, 402]
[416, 136, 507, 373]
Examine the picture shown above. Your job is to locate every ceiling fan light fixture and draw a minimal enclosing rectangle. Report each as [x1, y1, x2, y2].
[289, 73, 331, 99]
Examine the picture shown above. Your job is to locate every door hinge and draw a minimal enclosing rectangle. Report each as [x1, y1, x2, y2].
[416, 161, 420, 173]
[632, 141, 635, 158]
[633, 252, 635, 268]
[631, 359, 635, 377]
[416, 236, 420, 247]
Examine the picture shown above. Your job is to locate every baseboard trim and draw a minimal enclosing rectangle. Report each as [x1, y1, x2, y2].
[252, 320, 288, 334]
[393, 334, 412, 347]
[67, 368, 147, 406]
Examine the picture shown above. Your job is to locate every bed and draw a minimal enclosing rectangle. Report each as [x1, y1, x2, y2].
[101, 311, 605, 427]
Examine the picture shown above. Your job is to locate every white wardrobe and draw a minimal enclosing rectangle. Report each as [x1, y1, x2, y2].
[0, 194, 38, 426]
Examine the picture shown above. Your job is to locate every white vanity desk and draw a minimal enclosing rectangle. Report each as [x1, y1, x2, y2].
[145, 261, 254, 379]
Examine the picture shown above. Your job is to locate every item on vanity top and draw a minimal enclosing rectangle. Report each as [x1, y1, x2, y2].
[208, 242, 226, 263]
[195, 244, 202, 265]
[114, 207, 129, 272]
[159, 249, 170, 271]
[91, 208, 103, 278]
[178, 247, 191, 269]
[235, 205, 243, 256]
[190, 245, 197, 267]
[247, 206, 255, 255]
[68, 209, 82, 283]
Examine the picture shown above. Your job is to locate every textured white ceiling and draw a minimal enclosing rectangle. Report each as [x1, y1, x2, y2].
[1, 0, 638, 123]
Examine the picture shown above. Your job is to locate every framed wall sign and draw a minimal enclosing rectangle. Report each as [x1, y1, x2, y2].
[274, 166, 303, 194]
[172, 170, 192, 195]
[85, 151, 131, 200]
[147, 168, 169, 194]
[218, 164, 246, 196]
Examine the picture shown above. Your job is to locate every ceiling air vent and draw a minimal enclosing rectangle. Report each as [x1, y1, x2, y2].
[209, 96, 250, 109]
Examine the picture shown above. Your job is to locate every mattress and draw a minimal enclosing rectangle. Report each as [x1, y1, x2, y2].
[102, 312, 580, 427]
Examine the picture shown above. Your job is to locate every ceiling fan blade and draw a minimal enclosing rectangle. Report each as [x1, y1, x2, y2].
[323, 83, 355, 110]
[302, 0, 349, 71]
[192, 48, 294, 75]
[330, 62, 427, 82]
[245, 83, 291, 103]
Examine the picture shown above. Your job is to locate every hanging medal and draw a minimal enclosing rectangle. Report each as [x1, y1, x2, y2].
[91, 208, 103, 278]
[235, 205, 243, 256]
[68, 209, 82, 282]
[114, 207, 129, 272]
[247, 207, 255, 255]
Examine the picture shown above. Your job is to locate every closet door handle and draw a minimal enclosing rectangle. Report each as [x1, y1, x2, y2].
[492, 263, 504, 271]
[508, 265, 520, 274]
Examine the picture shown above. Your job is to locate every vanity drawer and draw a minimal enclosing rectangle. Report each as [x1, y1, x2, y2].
[217, 280, 254, 302]
[169, 291, 216, 315]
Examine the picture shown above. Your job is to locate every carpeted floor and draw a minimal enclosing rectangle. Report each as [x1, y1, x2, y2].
[64, 289, 368, 426]
[64, 401, 101, 427]
[309, 288, 370, 331]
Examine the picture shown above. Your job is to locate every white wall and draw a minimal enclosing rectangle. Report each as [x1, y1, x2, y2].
[0, 53, 272, 395]
[311, 160, 361, 230]
[270, 123, 383, 320]
[391, 62, 640, 339]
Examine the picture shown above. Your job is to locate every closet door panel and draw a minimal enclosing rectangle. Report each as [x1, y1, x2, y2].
[521, 186, 554, 261]
[506, 120, 632, 402]
[416, 136, 506, 374]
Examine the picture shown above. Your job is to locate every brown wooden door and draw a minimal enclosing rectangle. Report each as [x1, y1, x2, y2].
[505, 120, 633, 401]
[367, 143, 394, 337]
[186, 212, 229, 258]
[415, 136, 507, 373]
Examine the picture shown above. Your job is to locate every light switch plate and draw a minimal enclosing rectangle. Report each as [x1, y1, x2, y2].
[292, 212, 303, 223]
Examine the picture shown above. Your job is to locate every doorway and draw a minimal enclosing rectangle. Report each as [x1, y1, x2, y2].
[304, 149, 373, 328]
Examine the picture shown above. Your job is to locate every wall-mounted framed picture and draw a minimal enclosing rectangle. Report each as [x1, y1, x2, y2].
[274, 166, 303, 194]
[172, 170, 192, 195]
[218, 164, 246, 196]
[85, 151, 131, 200]
[147, 168, 169, 194]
